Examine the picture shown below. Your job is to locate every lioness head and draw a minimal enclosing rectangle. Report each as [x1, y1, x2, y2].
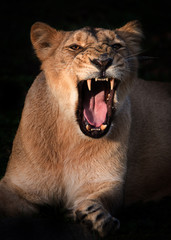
[31, 21, 143, 138]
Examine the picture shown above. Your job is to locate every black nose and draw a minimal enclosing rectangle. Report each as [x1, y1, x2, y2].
[90, 57, 113, 71]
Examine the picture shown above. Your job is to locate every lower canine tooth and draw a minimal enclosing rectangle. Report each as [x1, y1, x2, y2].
[86, 124, 91, 131]
[87, 79, 91, 91]
[100, 124, 107, 131]
[110, 79, 114, 90]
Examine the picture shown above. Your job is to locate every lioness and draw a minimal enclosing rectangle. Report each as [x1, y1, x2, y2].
[0, 21, 171, 237]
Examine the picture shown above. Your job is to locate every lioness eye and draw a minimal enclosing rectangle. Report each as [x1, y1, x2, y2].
[69, 44, 82, 51]
[112, 43, 122, 50]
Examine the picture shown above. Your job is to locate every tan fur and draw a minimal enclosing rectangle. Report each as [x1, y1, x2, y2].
[0, 21, 170, 237]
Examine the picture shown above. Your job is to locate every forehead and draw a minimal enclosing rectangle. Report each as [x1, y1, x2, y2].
[65, 27, 116, 45]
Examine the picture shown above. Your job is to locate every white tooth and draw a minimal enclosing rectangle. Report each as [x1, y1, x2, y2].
[100, 124, 107, 131]
[110, 79, 114, 90]
[86, 124, 91, 131]
[95, 78, 109, 81]
[106, 93, 110, 101]
[87, 79, 91, 91]
[91, 128, 101, 131]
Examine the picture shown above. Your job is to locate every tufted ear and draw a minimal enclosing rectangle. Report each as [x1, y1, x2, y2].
[116, 20, 143, 53]
[31, 22, 64, 61]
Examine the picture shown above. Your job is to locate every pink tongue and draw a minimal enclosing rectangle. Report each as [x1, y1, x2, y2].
[83, 90, 107, 127]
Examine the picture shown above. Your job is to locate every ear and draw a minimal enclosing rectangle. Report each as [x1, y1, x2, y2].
[116, 20, 143, 53]
[31, 22, 64, 61]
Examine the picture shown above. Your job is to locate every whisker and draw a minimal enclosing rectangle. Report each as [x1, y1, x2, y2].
[122, 66, 137, 73]
[137, 56, 158, 62]
[125, 56, 137, 61]
[125, 51, 144, 59]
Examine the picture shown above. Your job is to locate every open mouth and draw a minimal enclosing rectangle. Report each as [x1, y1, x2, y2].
[76, 77, 120, 138]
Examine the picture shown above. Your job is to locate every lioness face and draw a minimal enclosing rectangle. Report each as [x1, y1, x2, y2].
[31, 21, 142, 138]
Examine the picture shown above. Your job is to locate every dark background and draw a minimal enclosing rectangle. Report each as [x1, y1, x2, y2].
[0, 0, 171, 239]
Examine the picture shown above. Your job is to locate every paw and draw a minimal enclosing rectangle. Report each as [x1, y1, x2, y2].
[75, 200, 120, 237]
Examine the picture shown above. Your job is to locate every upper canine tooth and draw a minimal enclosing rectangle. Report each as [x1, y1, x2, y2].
[87, 79, 91, 91]
[110, 79, 114, 90]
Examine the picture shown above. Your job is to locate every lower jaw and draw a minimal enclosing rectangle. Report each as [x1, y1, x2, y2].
[79, 116, 113, 139]
[80, 126, 110, 138]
